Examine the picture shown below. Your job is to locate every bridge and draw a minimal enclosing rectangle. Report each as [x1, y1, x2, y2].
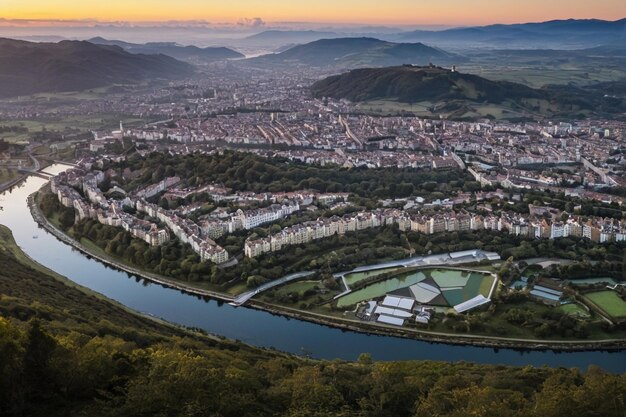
[38, 157, 79, 168]
[17, 169, 54, 179]
[231, 271, 315, 306]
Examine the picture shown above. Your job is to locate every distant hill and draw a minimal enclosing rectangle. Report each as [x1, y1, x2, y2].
[248, 37, 462, 68]
[311, 65, 626, 120]
[88, 37, 244, 62]
[243, 30, 339, 44]
[311, 65, 543, 103]
[396, 18, 626, 48]
[583, 41, 626, 56]
[0, 38, 194, 98]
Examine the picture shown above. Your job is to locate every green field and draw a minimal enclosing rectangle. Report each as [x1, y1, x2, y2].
[584, 291, 626, 320]
[343, 266, 402, 287]
[559, 303, 591, 318]
[0, 114, 147, 143]
[468, 67, 626, 89]
[337, 270, 428, 307]
[272, 280, 319, 296]
[570, 277, 618, 286]
[355, 98, 539, 120]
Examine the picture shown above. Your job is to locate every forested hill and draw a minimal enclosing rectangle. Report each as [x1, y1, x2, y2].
[311, 65, 543, 103]
[310, 65, 626, 119]
[249, 37, 461, 68]
[0, 225, 625, 417]
[0, 38, 194, 98]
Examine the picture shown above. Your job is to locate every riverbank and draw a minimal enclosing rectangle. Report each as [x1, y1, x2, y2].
[0, 173, 27, 193]
[29, 188, 626, 352]
[29, 191, 236, 303]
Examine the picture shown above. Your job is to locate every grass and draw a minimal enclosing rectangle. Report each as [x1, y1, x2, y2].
[0, 114, 147, 143]
[479, 275, 496, 297]
[225, 282, 249, 296]
[355, 98, 538, 120]
[462, 61, 626, 88]
[559, 303, 591, 318]
[584, 291, 626, 320]
[343, 267, 402, 286]
[273, 280, 320, 295]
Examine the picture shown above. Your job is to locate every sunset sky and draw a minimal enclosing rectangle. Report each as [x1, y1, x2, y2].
[1, 0, 624, 26]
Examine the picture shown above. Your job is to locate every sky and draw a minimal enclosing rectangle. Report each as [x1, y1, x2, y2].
[1, 0, 625, 26]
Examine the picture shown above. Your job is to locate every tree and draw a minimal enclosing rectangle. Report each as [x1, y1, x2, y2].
[59, 208, 76, 228]
[22, 320, 58, 401]
[622, 249, 626, 280]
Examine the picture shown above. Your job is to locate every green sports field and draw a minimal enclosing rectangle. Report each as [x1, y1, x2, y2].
[584, 291, 626, 320]
[559, 303, 591, 318]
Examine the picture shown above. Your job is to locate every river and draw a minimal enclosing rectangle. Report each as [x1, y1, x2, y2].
[1, 166, 624, 372]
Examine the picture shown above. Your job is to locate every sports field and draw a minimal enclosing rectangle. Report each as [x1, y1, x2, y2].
[337, 268, 495, 309]
[559, 303, 591, 318]
[584, 291, 626, 320]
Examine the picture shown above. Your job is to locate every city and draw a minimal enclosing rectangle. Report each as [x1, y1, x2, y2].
[0, 2, 625, 416]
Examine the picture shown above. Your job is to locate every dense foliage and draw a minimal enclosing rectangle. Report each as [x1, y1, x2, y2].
[106, 151, 471, 199]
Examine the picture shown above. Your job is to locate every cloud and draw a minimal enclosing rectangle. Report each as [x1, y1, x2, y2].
[236, 17, 266, 28]
[0, 17, 216, 28]
[0, 17, 100, 26]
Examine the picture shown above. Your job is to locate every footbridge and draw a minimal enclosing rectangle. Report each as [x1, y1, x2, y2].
[231, 271, 315, 306]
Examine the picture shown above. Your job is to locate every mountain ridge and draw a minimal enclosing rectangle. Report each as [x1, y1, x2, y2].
[248, 37, 463, 68]
[88, 37, 244, 62]
[0, 38, 194, 98]
[396, 18, 626, 48]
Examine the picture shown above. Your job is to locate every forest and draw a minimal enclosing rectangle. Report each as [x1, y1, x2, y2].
[102, 151, 474, 199]
[0, 225, 625, 417]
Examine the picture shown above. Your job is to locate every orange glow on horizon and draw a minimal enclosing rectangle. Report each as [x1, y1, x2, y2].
[1, 0, 624, 26]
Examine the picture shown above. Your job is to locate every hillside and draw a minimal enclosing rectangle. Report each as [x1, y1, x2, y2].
[89, 37, 244, 62]
[248, 37, 461, 68]
[243, 30, 339, 45]
[396, 18, 626, 49]
[310, 65, 626, 120]
[0, 38, 194, 98]
[0, 225, 624, 416]
[311, 65, 545, 103]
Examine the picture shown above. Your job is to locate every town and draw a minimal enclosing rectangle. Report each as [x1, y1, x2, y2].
[50, 157, 626, 269]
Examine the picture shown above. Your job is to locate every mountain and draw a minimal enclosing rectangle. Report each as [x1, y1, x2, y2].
[310, 65, 626, 119]
[243, 30, 339, 44]
[396, 18, 626, 49]
[89, 37, 244, 62]
[311, 65, 542, 103]
[248, 37, 462, 68]
[0, 38, 194, 98]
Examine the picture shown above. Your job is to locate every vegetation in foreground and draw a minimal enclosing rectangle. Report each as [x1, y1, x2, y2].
[1, 225, 625, 417]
